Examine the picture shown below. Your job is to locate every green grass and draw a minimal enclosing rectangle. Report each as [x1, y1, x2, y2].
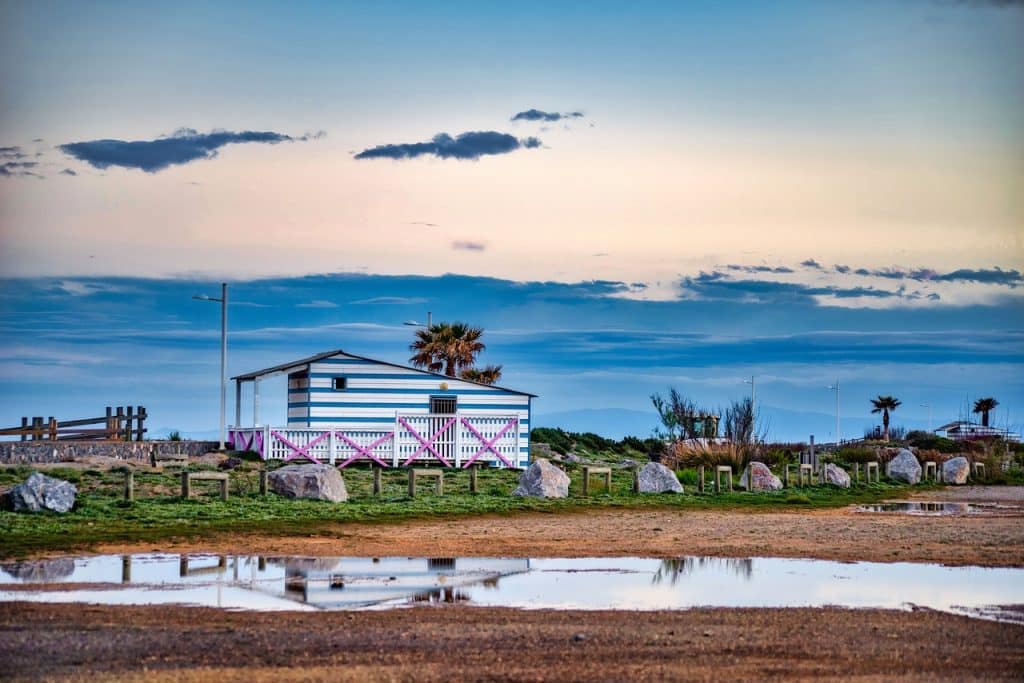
[0, 462, 929, 557]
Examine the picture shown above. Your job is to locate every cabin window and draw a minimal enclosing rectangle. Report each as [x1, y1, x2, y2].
[332, 377, 347, 391]
[430, 396, 457, 414]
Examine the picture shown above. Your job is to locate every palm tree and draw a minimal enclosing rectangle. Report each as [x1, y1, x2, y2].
[973, 397, 999, 427]
[409, 322, 485, 377]
[460, 365, 503, 385]
[870, 395, 902, 442]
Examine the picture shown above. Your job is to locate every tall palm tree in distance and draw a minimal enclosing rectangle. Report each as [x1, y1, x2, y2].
[870, 395, 902, 442]
[409, 322, 486, 377]
[973, 397, 999, 427]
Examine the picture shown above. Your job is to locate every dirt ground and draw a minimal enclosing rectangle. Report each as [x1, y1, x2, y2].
[2, 602, 1022, 682]
[4, 487, 1024, 681]
[85, 500, 1024, 568]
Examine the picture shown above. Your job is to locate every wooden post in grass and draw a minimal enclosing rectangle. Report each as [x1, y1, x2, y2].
[469, 465, 479, 494]
[123, 470, 134, 502]
[181, 471, 191, 498]
[259, 469, 268, 496]
[698, 465, 705, 493]
[219, 477, 228, 502]
[121, 555, 131, 583]
[632, 466, 640, 494]
[373, 466, 383, 495]
[125, 406, 134, 441]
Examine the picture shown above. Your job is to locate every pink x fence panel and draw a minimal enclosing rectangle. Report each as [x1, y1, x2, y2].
[228, 428, 264, 458]
[395, 413, 520, 468]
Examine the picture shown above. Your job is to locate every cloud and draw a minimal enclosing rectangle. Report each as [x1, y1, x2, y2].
[726, 264, 795, 274]
[296, 299, 338, 308]
[409, 221, 439, 228]
[835, 265, 851, 274]
[800, 258, 822, 269]
[0, 160, 43, 179]
[511, 109, 585, 123]
[452, 240, 486, 251]
[354, 131, 541, 161]
[0, 146, 26, 160]
[350, 296, 428, 305]
[58, 128, 323, 173]
[59, 168, 77, 176]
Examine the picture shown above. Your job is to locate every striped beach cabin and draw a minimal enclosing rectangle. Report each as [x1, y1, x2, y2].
[228, 350, 535, 469]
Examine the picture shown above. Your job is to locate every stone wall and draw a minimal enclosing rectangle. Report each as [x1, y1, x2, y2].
[0, 440, 220, 465]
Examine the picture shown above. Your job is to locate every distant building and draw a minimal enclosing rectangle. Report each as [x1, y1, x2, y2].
[934, 420, 1020, 443]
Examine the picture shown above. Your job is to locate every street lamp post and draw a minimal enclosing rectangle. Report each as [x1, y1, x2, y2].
[827, 381, 840, 445]
[743, 375, 755, 408]
[921, 402, 932, 433]
[403, 311, 433, 328]
[193, 283, 228, 451]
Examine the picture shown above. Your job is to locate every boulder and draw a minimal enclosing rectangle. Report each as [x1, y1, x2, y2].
[637, 462, 683, 493]
[268, 464, 348, 502]
[942, 456, 970, 485]
[824, 463, 851, 488]
[886, 449, 921, 485]
[2, 472, 77, 513]
[512, 458, 570, 498]
[738, 462, 783, 491]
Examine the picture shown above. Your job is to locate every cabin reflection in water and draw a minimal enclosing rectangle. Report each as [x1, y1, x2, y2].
[268, 556, 530, 608]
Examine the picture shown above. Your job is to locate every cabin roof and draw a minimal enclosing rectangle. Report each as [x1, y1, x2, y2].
[232, 349, 537, 397]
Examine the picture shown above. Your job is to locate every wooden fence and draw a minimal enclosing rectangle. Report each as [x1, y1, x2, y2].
[0, 406, 147, 442]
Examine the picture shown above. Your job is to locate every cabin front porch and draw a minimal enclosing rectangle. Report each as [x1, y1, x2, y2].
[229, 412, 523, 469]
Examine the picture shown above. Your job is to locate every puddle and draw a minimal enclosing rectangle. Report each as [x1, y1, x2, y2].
[856, 501, 1022, 516]
[1, 554, 1022, 622]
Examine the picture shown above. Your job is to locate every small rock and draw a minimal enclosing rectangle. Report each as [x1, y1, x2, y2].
[887, 449, 922, 485]
[942, 456, 969, 485]
[267, 464, 348, 502]
[738, 462, 783, 491]
[824, 463, 851, 488]
[637, 461, 684, 493]
[572, 633, 587, 642]
[512, 459, 570, 498]
[2, 472, 77, 513]
[218, 457, 244, 471]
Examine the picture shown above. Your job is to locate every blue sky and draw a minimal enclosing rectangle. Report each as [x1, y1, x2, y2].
[0, 1, 1022, 440]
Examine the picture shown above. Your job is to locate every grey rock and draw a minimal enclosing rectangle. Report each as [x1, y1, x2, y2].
[738, 462, 783, 491]
[3, 472, 77, 513]
[512, 458, 570, 498]
[637, 462, 683, 493]
[268, 464, 348, 502]
[824, 463, 851, 488]
[886, 449, 921, 485]
[943, 456, 970, 485]
[218, 457, 244, 470]
[1, 558, 75, 581]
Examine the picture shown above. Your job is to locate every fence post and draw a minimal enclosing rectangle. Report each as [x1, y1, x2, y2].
[373, 466, 382, 495]
[20, 417, 27, 441]
[32, 417, 43, 441]
[125, 406, 135, 441]
[392, 418, 400, 467]
[259, 469, 268, 496]
[48, 417, 57, 441]
[136, 406, 146, 441]
[328, 430, 336, 466]
[124, 470, 134, 502]
[115, 407, 125, 441]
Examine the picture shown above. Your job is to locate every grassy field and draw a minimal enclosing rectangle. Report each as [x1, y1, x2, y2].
[0, 460, 927, 557]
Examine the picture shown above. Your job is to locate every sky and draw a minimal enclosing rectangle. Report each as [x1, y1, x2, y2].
[0, 1, 1022, 441]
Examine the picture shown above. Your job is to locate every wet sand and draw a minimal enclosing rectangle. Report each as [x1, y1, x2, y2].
[85, 503, 1024, 567]
[2, 602, 1022, 682]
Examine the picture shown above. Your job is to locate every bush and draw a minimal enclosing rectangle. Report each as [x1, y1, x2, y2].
[836, 447, 878, 464]
[168, 431, 182, 441]
[905, 430, 960, 453]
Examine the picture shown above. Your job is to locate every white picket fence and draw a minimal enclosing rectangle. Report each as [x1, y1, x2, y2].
[229, 412, 521, 469]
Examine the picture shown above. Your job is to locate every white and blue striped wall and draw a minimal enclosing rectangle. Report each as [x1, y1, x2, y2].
[286, 354, 532, 466]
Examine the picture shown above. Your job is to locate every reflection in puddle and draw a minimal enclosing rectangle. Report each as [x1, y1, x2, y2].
[856, 501, 1022, 516]
[1, 554, 1022, 623]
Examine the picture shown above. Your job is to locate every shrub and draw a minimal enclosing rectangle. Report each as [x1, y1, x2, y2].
[905, 430, 960, 454]
[168, 431, 183, 442]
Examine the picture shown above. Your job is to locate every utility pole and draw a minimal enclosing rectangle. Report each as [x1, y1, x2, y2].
[193, 283, 228, 451]
[827, 381, 840, 445]
[743, 375, 755, 408]
[921, 402, 932, 433]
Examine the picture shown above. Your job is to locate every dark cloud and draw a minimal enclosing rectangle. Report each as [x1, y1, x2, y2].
[927, 268, 1023, 286]
[0, 146, 26, 160]
[409, 221, 439, 228]
[58, 128, 323, 173]
[59, 168, 77, 176]
[452, 240, 486, 251]
[511, 109, 585, 123]
[0, 160, 43, 179]
[800, 258, 822, 269]
[834, 265, 850, 274]
[684, 273, 905, 303]
[355, 131, 541, 161]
